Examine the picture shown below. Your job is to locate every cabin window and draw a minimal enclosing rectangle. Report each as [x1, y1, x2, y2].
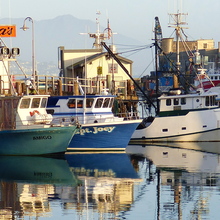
[103, 98, 111, 108]
[86, 98, 94, 108]
[166, 99, 171, 106]
[77, 100, 83, 108]
[182, 153, 187, 158]
[31, 98, 41, 108]
[210, 96, 214, 106]
[205, 96, 217, 106]
[41, 98, 47, 108]
[182, 127, 186, 130]
[95, 98, 103, 108]
[162, 128, 168, 132]
[205, 97, 209, 106]
[174, 98, 179, 105]
[67, 99, 76, 108]
[20, 98, 31, 109]
[215, 76, 218, 80]
[109, 98, 114, 108]
[181, 98, 186, 105]
[163, 152, 168, 158]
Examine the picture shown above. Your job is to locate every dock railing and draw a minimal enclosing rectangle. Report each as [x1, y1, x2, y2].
[6, 74, 135, 99]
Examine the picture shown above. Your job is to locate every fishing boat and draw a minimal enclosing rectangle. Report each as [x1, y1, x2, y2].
[194, 66, 220, 91]
[46, 92, 142, 150]
[0, 30, 80, 155]
[130, 14, 220, 143]
[0, 94, 80, 155]
[130, 88, 220, 142]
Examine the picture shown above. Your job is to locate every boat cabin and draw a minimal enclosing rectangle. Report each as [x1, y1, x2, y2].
[0, 95, 52, 130]
[17, 95, 53, 127]
[46, 94, 122, 124]
[159, 91, 218, 116]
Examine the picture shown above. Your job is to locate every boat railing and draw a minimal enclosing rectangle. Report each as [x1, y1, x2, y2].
[115, 112, 140, 120]
[1, 116, 80, 130]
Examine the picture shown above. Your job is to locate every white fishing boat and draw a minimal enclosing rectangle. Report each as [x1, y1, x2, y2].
[130, 13, 220, 143]
[131, 88, 220, 142]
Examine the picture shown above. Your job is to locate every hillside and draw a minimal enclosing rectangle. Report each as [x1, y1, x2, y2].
[0, 15, 153, 77]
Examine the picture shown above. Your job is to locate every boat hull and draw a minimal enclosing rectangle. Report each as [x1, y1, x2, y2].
[131, 109, 220, 143]
[0, 126, 78, 155]
[68, 120, 142, 150]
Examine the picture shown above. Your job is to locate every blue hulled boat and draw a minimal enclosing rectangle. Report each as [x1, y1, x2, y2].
[47, 93, 142, 150]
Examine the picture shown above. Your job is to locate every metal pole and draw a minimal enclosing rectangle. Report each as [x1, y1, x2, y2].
[20, 17, 36, 87]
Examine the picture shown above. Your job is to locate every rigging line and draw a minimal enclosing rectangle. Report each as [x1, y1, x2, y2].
[115, 44, 153, 52]
[179, 34, 194, 58]
[138, 58, 154, 78]
[119, 47, 149, 59]
[117, 45, 153, 55]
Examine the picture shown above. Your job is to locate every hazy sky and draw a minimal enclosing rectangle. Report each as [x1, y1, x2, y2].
[1, 0, 220, 45]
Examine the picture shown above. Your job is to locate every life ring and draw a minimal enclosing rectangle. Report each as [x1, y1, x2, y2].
[30, 110, 40, 117]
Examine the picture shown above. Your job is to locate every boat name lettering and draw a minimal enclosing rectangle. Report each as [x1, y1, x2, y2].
[70, 167, 116, 177]
[34, 172, 52, 178]
[76, 126, 116, 135]
[33, 136, 52, 140]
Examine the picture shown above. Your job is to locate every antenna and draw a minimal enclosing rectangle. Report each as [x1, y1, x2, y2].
[80, 11, 117, 49]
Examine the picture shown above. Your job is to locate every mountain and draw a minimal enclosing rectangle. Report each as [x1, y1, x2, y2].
[0, 15, 153, 77]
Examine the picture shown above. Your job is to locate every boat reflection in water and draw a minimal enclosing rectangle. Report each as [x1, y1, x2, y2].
[0, 156, 80, 219]
[62, 152, 142, 217]
[0, 152, 142, 219]
[126, 142, 220, 220]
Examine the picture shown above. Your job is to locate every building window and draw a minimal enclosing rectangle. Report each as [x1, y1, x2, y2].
[108, 64, 118, 73]
[203, 43, 208, 49]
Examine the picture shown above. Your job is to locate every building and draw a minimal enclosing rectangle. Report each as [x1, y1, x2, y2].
[58, 46, 134, 95]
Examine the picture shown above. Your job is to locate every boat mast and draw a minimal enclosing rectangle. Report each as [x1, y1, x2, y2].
[154, 17, 162, 115]
[168, 11, 188, 88]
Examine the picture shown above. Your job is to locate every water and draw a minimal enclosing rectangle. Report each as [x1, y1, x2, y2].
[1, 143, 220, 219]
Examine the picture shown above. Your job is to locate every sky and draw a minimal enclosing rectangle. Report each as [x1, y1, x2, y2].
[1, 0, 220, 45]
[0, 0, 220, 77]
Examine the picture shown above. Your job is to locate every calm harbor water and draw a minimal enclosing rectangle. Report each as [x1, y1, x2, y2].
[1, 143, 220, 219]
